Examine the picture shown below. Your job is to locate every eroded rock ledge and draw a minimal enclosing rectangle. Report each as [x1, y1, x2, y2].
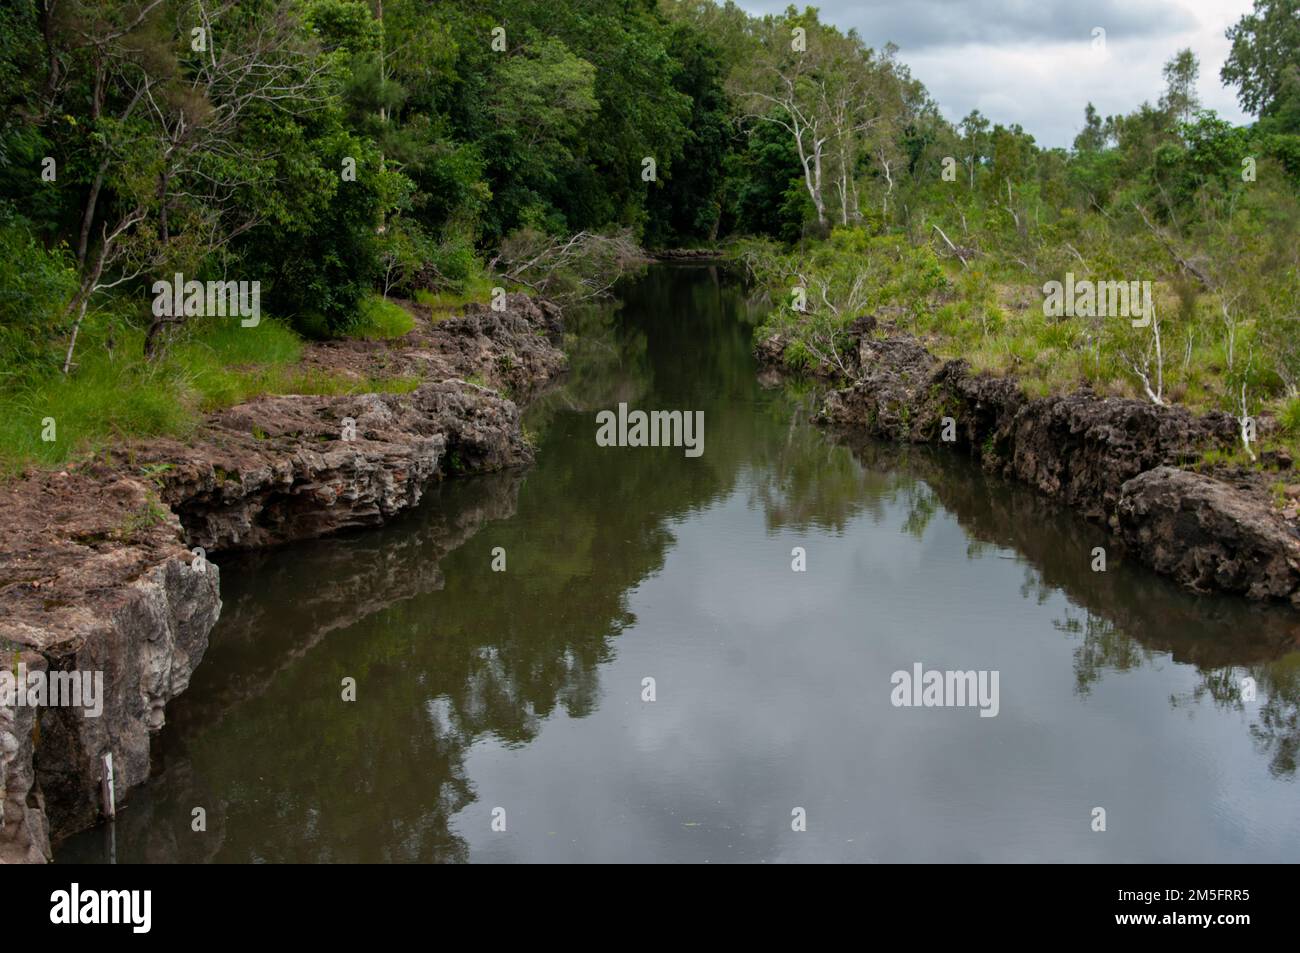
[0, 474, 222, 863]
[0, 293, 564, 863]
[757, 320, 1300, 607]
[142, 380, 531, 552]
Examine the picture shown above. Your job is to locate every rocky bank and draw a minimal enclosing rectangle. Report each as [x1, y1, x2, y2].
[0, 293, 565, 863]
[757, 318, 1300, 608]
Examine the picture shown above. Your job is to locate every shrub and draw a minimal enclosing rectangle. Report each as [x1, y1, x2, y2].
[0, 224, 77, 382]
[353, 294, 415, 339]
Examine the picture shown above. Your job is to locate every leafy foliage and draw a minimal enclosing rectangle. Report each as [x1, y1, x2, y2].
[3, 0, 1300, 468]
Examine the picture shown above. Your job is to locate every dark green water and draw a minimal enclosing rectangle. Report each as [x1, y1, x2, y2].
[61, 264, 1300, 863]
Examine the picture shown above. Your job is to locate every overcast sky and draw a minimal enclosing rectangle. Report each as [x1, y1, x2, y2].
[734, 0, 1257, 148]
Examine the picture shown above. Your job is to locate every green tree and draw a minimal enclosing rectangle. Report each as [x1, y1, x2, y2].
[1222, 0, 1300, 117]
[1160, 49, 1201, 125]
[487, 35, 598, 230]
[959, 110, 990, 189]
[1073, 103, 1109, 152]
[720, 120, 807, 241]
[644, 20, 733, 246]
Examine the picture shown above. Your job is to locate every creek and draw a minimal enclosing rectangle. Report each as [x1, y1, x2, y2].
[59, 264, 1300, 863]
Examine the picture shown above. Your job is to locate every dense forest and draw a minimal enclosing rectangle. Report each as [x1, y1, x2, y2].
[1, 0, 1299, 471]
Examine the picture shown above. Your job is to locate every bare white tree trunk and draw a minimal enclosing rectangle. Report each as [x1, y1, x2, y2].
[1239, 383, 1256, 462]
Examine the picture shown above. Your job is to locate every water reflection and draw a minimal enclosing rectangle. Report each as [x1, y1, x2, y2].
[841, 438, 1300, 785]
[58, 265, 1300, 863]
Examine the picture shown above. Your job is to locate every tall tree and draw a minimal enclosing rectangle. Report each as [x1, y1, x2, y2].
[733, 11, 834, 229]
[37, 1, 335, 366]
[1222, 0, 1300, 117]
[1073, 102, 1108, 152]
[1160, 48, 1201, 124]
[959, 109, 989, 189]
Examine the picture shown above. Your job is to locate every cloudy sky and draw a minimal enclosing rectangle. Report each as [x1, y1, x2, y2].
[735, 0, 1257, 148]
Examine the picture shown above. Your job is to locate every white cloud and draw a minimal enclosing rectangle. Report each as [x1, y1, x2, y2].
[736, 0, 1258, 147]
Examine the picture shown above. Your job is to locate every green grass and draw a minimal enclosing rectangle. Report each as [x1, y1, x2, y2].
[1196, 446, 1257, 469]
[171, 316, 304, 410]
[0, 334, 198, 473]
[413, 275, 499, 316]
[741, 227, 1300, 468]
[1279, 396, 1300, 438]
[0, 306, 424, 476]
[118, 498, 172, 537]
[353, 294, 416, 339]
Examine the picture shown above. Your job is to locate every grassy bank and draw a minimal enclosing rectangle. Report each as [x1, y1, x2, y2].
[736, 226, 1300, 469]
[0, 294, 422, 477]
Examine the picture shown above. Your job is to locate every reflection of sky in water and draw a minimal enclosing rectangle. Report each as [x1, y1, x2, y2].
[59, 265, 1300, 864]
[456, 487, 1299, 863]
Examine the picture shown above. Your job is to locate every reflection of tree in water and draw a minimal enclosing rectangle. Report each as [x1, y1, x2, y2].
[1019, 567, 1053, 606]
[1039, 541, 1300, 776]
[60, 265, 827, 863]
[745, 403, 950, 538]
[1250, 663, 1300, 778]
[746, 399, 880, 534]
[964, 538, 1000, 560]
[898, 483, 939, 540]
[1053, 599, 1299, 776]
[1053, 607, 1153, 696]
[1166, 658, 1300, 779]
[61, 266, 1300, 862]
[525, 298, 653, 431]
[839, 435, 1300, 779]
